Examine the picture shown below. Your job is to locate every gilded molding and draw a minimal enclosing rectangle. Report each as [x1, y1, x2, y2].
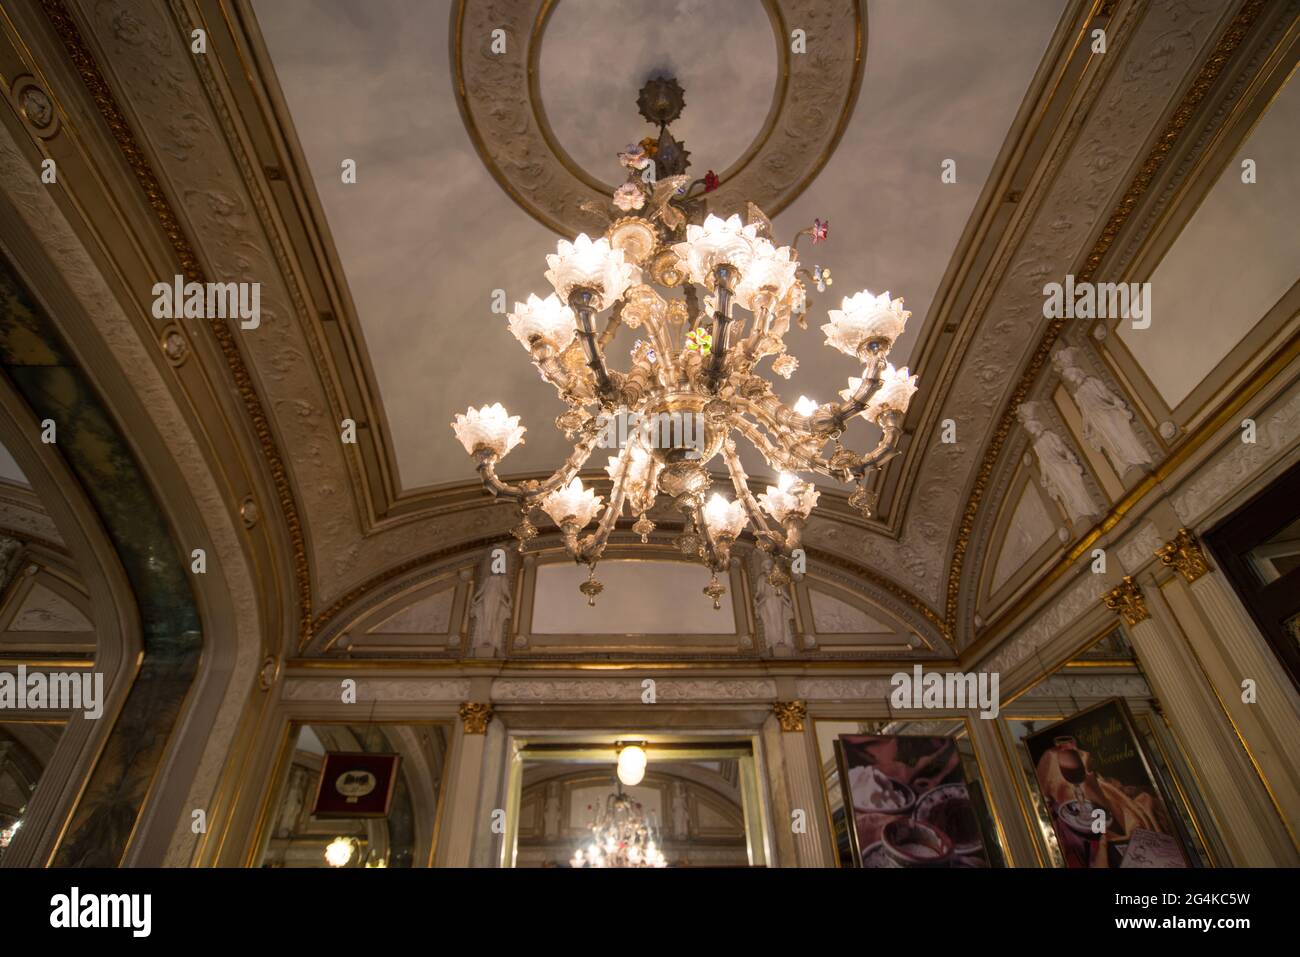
[458, 701, 493, 734]
[944, 0, 1268, 636]
[1102, 576, 1149, 627]
[453, 0, 865, 237]
[772, 699, 807, 732]
[39, 0, 315, 642]
[1155, 528, 1212, 583]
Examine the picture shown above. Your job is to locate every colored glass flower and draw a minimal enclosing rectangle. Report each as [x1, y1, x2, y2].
[685, 329, 712, 355]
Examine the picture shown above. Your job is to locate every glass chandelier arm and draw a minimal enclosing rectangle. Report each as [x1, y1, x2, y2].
[475, 426, 603, 501]
[597, 302, 623, 351]
[852, 407, 906, 474]
[528, 341, 587, 400]
[730, 417, 842, 481]
[570, 288, 618, 404]
[828, 354, 888, 426]
[577, 441, 634, 561]
[740, 295, 779, 354]
[720, 438, 778, 540]
[692, 498, 727, 571]
[729, 396, 825, 459]
[730, 415, 799, 471]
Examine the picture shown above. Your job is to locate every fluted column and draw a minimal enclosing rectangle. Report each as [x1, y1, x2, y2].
[771, 701, 832, 867]
[967, 716, 1042, 867]
[436, 702, 493, 866]
[1155, 529, 1300, 845]
[1103, 576, 1297, 864]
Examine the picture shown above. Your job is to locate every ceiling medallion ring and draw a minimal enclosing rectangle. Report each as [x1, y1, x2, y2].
[525, 0, 789, 199]
[453, 0, 865, 238]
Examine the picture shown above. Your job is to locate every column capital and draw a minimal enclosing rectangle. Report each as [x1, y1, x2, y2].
[1155, 528, 1212, 583]
[1102, 575, 1150, 626]
[772, 699, 807, 732]
[458, 701, 493, 734]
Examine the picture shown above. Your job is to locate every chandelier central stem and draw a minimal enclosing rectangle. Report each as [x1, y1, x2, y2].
[569, 287, 616, 403]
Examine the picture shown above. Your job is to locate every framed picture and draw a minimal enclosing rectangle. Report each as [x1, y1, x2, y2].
[311, 752, 401, 819]
[834, 734, 990, 867]
[1023, 698, 1187, 868]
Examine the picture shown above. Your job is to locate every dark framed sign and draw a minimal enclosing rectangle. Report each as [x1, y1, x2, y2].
[311, 752, 401, 819]
[1024, 698, 1187, 868]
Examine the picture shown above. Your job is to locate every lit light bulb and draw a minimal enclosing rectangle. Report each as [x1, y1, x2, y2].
[324, 836, 355, 868]
[617, 744, 648, 786]
[777, 471, 796, 493]
[794, 395, 819, 416]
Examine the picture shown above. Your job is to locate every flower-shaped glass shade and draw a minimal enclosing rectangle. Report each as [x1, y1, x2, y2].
[671, 214, 762, 288]
[541, 477, 603, 527]
[607, 442, 655, 487]
[451, 403, 526, 457]
[865, 364, 918, 422]
[702, 493, 748, 539]
[733, 239, 799, 312]
[821, 289, 911, 358]
[793, 395, 820, 417]
[545, 234, 640, 309]
[757, 473, 820, 522]
[507, 293, 576, 353]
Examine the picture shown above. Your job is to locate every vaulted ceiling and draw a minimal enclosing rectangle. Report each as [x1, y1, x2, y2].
[0, 0, 1294, 663]
[252, 0, 1067, 488]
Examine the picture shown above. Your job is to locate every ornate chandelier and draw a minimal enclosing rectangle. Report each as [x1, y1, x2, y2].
[452, 77, 918, 607]
[570, 788, 668, 869]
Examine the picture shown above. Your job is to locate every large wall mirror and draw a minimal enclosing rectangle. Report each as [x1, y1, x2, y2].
[503, 735, 773, 867]
[997, 628, 1225, 868]
[255, 722, 451, 868]
[0, 718, 67, 862]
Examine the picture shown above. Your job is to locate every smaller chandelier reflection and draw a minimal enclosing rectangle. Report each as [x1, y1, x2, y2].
[571, 787, 668, 869]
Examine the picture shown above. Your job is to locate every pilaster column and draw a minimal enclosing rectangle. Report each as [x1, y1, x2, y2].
[436, 702, 493, 866]
[1102, 577, 1297, 864]
[1156, 529, 1300, 844]
[966, 716, 1041, 867]
[771, 701, 831, 867]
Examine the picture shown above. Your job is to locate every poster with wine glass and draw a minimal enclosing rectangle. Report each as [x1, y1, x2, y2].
[1024, 698, 1187, 868]
[834, 734, 990, 867]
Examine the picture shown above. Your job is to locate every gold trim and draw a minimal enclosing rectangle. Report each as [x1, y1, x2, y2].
[1138, 709, 1219, 867]
[966, 324, 1300, 661]
[944, 0, 1270, 637]
[452, 0, 866, 237]
[309, 526, 951, 648]
[458, 701, 493, 734]
[1102, 576, 1149, 626]
[38, 0, 314, 642]
[771, 700, 807, 733]
[1155, 528, 1212, 583]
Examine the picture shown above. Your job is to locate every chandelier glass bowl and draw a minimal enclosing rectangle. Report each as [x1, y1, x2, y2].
[451, 78, 919, 607]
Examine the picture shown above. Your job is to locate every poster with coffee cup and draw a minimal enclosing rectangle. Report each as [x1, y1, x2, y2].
[834, 734, 990, 867]
[311, 752, 401, 818]
[1024, 698, 1187, 868]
